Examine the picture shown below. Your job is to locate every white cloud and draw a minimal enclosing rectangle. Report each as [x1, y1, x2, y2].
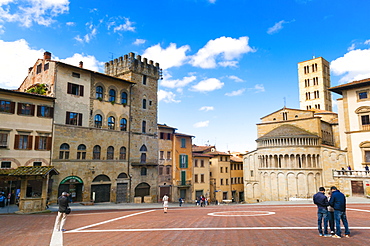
[193, 120, 209, 128]
[228, 75, 244, 82]
[225, 88, 246, 96]
[0, 39, 104, 89]
[66, 21, 75, 26]
[267, 20, 287, 35]
[208, 0, 216, 3]
[161, 75, 196, 88]
[0, 39, 44, 89]
[191, 78, 224, 92]
[348, 43, 356, 51]
[133, 39, 146, 45]
[143, 43, 190, 69]
[250, 84, 265, 93]
[190, 36, 255, 68]
[113, 17, 135, 32]
[0, 0, 69, 30]
[364, 40, 370, 45]
[75, 22, 98, 43]
[331, 49, 370, 83]
[58, 53, 104, 72]
[158, 90, 180, 103]
[199, 106, 214, 111]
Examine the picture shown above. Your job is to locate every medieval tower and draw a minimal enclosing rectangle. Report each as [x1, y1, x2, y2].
[105, 53, 161, 201]
[298, 57, 332, 111]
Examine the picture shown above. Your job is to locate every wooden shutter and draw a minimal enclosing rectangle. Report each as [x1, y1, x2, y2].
[67, 83, 72, 94]
[30, 104, 35, 116]
[78, 113, 82, 126]
[46, 137, 52, 150]
[185, 155, 188, 168]
[35, 136, 40, 150]
[65, 112, 69, 124]
[80, 85, 84, 96]
[10, 102, 15, 114]
[17, 103, 23, 115]
[27, 136, 33, 150]
[14, 135, 20, 149]
[37, 105, 41, 116]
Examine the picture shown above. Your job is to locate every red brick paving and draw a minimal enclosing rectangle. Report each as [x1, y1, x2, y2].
[1, 204, 369, 246]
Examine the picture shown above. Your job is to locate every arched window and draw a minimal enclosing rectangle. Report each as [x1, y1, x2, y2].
[107, 146, 114, 160]
[140, 145, 147, 152]
[121, 92, 128, 105]
[140, 153, 146, 163]
[96, 86, 103, 99]
[93, 145, 101, 160]
[120, 118, 127, 131]
[142, 120, 146, 133]
[109, 89, 116, 102]
[77, 144, 86, 159]
[108, 116, 115, 130]
[142, 99, 147, 109]
[94, 114, 102, 128]
[59, 143, 69, 159]
[92, 174, 111, 182]
[119, 147, 126, 160]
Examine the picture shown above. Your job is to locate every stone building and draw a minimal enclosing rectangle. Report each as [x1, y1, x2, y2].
[298, 57, 332, 111]
[230, 155, 244, 202]
[17, 51, 161, 203]
[329, 78, 370, 196]
[243, 107, 346, 202]
[0, 88, 56, 211]
[192, 152, 212, 201]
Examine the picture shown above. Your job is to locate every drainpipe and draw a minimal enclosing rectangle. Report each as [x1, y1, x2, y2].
[127, 83, 135, 202]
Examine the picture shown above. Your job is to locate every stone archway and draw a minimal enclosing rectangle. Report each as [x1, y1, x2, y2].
[91, 174, 111, 203]
[134, 182, 150, 202]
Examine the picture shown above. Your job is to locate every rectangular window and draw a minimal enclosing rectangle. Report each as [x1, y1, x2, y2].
[200, 174, 204, 183]
[77, 151, 86, 160]
[17, 103, 35, 116]
[67, 82, 84, 96]
[365, 151, 370, 163]
[1, 161, 11, 168]
[226, 167, 228, 173]
[160, 132, 164, 139]
[33, 162, 42, 167]
[226, 179, 229, 185]
[14, 135, 33, 150]
[44, 63, 49, 71]
[160, 151, 164, 160]
[72, 72, 80, 78]
[359, 91, 368, 100]
[36, 64, 42, 74]
[361, 115, 370, 125]
[181, 138, 186, 148]
[251, 170, 254, 177]
[142, 75, 147, 85]
[194, 159, 198, 167]
[35, 136, 51, 150]
[166, 166, 170, 175]
[0, 133, 8, 148]
[220, 178, 223, 185]
[210, 172, 212, 177]
[195, 174, 198, 183]
[0, 100, 15, 113]
[179, 154, 188, 168]
[200, 160, 204, 167]
[167, 151, 171, 160]
[220, 167, 223, 173]
[66, 111, 82, 126]
[159, 166, 163, 175]
[167, 133, 171, 140]
[37, 105, 54, 118]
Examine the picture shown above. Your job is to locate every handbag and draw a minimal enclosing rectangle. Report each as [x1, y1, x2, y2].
[65, 207, 71, 214]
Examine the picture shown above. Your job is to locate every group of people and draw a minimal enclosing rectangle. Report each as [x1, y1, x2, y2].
[313, 186, 350, 238]
[195, 195, 209, 207]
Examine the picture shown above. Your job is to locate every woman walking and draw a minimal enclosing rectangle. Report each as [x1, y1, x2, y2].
[163, 194, 169, 213]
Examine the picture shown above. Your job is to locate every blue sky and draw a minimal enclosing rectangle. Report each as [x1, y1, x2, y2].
[1, 0, 370, 152]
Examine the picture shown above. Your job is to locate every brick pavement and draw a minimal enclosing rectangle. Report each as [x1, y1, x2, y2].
[1, 204, 369, 246]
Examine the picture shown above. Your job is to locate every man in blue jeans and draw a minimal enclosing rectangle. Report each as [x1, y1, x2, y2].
[313, 187, 330, 237]
[329, 186, 350, 238]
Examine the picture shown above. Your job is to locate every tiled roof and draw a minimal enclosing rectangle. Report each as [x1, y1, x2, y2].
[309, 108, 337, 114]
[175, 132, 194, 137]
[258, 124, 318, 140]
[193, 153, 213, 158]
[192, 145, 215, 153]
[8, 166, 59, 176]
[329, 78, 370, 95]
[230, 156, 243, 162]
[157, 123, 177, 130]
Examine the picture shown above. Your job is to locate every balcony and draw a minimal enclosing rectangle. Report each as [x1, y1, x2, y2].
[333, 170, 370, 178]
[177, 180, 191, 187]
[130, 159, 158, 166]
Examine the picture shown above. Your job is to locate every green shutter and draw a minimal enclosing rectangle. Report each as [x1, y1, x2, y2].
[185, 155, 188, 168]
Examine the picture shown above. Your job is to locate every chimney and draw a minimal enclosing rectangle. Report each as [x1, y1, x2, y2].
[79, 61, 83, 68]
[44, 51, 51, 61]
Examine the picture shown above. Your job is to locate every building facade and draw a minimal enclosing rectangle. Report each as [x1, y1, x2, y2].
[17, 51, 161, 203]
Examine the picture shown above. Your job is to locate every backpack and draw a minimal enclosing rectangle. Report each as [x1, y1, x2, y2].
[0, 196, 4, 202]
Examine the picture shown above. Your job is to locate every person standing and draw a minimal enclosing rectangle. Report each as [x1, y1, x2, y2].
[313, 187, 330, 237]
[327, 192, 335, 235]
[365, 165, 369, 173]
[329, 186, 350, 238]
[179, 197, 183, 207]
[163, 194, 169, 213]
[54, 192, 70, 232]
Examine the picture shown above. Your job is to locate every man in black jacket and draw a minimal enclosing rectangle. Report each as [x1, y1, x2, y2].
[54, 192, 70, 232]
[313, 187, 330, 237]
[329, 186, 350, 238]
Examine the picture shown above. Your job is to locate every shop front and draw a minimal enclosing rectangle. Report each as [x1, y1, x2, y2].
[58, 176, 83, 202]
